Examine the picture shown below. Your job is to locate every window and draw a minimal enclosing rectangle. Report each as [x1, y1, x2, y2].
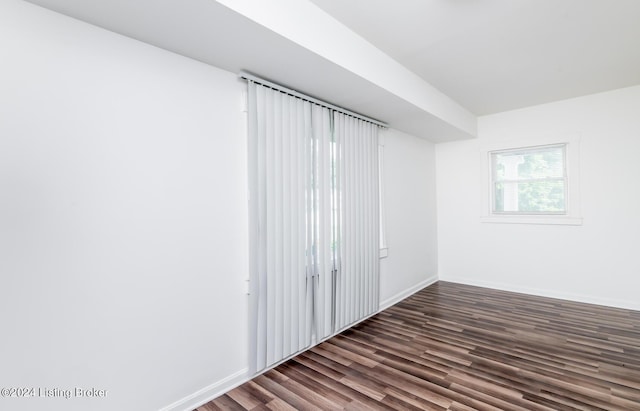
[491, 144, 566, 215]
[480, 136, 583, 225]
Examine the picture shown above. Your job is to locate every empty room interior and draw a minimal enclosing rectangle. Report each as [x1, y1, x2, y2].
[2, 0, 640, 410]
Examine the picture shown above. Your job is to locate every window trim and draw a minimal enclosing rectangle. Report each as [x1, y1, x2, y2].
[480, 135, 583, 226]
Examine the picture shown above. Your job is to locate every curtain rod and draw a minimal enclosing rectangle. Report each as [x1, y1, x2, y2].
[239, 71, 387, 128]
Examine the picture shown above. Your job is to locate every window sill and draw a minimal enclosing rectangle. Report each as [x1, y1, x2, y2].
[480, 216, 583, 226]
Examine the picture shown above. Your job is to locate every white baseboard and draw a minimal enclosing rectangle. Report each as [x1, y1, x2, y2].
[442, 277, 640, 312]
[379, 275, 438, 311]
[160, 367, 249, 411]
[161, 276, 440, 411]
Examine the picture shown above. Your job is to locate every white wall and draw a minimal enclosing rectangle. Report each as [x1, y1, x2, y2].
[380, 129, 438, 308]
[0, 2, 439, 410]
[437, 85, 640, 310]
[0, 2, 248, 410]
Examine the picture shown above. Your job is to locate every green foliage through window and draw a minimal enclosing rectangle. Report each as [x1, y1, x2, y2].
[491, 145, 567, 214]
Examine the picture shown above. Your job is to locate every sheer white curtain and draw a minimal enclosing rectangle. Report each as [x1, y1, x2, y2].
[334, 112, 380, 332]
[247, 80, 379, 373]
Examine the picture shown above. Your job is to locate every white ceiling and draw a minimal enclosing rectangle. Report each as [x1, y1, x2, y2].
[22, 0, 640, 141]
[24, 0, 478, 142]
[309, 0, 640, 115]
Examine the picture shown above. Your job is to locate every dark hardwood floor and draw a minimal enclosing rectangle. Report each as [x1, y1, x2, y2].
[198, 281, 640, 410]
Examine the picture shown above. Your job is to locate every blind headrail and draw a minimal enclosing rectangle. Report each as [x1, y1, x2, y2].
[239, 71, 387, 128]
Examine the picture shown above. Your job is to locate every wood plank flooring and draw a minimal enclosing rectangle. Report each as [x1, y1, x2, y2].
[198, 281, 640, 410]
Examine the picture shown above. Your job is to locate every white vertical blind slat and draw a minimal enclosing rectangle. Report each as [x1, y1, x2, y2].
[324, 108, 332, 338]
[367, 124, 372, 314]
[303, 101, 313, 348]
[342, 115, 350, 326]
[265, 88, 276, 366]
[372, 122, 380, 311]
[369, 124, 378, 312]
[258, 86, 268, 369]
[294, 99, 304, 349]
[281, 94, 292, 358]
[360, 122, 364, 317]
[247, 82, 260, 373]
[303, 100, 313, 348]
[353, 119, 360, 321]
[313, 104, 323, 340]
[288, 98, 298, 352]
[348, 117, 356, 325]
[363, 124, 370, 316]
[336, 113, 345, 329]
[358, 121, 364, 320]
[275, 90, 285, 362]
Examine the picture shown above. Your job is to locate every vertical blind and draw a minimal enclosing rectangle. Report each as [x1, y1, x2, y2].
[247, 79, 381, 374]
[333, 112, 380, 331]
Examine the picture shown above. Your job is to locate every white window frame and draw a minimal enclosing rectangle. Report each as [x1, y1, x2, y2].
[480, 135, 583, 225]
